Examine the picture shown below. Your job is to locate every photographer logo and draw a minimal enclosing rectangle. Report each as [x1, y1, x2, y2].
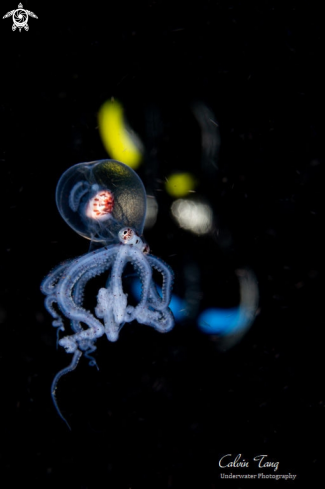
[3, 3, 38, 32]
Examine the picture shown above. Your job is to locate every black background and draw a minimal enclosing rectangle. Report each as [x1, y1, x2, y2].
[0, 1, 323, 487]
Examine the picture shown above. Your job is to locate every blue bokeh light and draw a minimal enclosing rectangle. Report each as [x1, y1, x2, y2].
[197, 307, 242, 335]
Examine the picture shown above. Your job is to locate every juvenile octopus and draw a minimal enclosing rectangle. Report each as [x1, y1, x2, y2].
[41, 159, 174, 428]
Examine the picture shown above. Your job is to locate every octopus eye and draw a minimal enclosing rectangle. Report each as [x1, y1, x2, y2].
[118, 227, 136, 245]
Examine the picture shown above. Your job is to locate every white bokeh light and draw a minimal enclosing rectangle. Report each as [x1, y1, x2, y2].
[171, 198, 213, 235]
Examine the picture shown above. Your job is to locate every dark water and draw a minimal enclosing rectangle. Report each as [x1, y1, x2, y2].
[0, 1, 323, 487]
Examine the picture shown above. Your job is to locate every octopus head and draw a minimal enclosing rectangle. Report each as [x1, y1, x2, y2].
[118, 227, 149, 253]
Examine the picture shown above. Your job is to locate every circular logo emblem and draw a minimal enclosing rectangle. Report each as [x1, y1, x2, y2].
[13, 8, 28, 29]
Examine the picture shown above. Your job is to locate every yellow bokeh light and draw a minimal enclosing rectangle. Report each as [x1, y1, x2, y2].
[98, 99, 143, 169]
[165, 172, 197, 197]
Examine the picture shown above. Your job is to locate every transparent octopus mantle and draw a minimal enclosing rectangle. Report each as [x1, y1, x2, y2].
[56, 159, 147, 243]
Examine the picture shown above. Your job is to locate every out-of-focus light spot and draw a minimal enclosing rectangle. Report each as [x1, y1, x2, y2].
[198, 307, 241, 335]
[168, 294, 187, 322]
[165, 172, 197, 197]
[98, 99, 143, 169]
[131, 279, 187, 322]
[191, 101, 220, 175]
[171, 198, 213, 235]
[144, 195, 158, 229]
[197, 268, 259, 349]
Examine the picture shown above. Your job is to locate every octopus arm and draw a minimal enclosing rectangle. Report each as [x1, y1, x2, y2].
[127, 246, 153, 309]
[51, 349, 82, 430]
[55, 246, 118, 349]
[146, 255, 174, 309]
[134, 304, 174, 333]
[96, 284, 123, 342]
[70, 254, 116, 333]
[44, 295, 65, 330]
[127, 247, 174, 332]
[109, 245, 130, 324]
[40, 259, 72, 295]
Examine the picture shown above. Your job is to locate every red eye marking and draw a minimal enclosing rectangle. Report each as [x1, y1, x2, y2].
[85, 190, 114, 221]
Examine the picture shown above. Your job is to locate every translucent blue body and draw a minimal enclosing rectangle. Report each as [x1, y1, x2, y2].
[41, 160, 174, 429]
